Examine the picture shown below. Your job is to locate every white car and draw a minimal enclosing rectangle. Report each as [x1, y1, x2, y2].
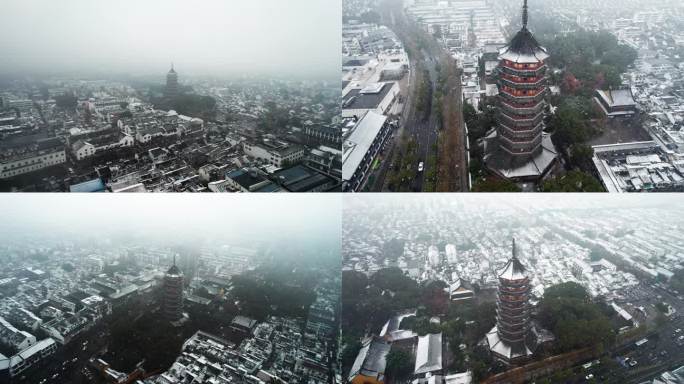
[418, 162, 424, 172]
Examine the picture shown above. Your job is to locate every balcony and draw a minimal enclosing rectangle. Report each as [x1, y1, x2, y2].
[496, 302, 528, 319]
[499, 285, 531, 295]
[499, 74, 546, 89]
[499, 62, 547, 77]
[499, 88, 546, 104]
[499, 138, 543, 157]
[498, 111, 543, 124]
[499, 99, 545, 116]
[498, 130, 542, 145]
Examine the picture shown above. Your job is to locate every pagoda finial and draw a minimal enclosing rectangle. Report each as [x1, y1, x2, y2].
[173, 254, 176, 266]
[512, 238, 518, 259]
[522, 0, 529, 29]
[171, 62, 174, 71]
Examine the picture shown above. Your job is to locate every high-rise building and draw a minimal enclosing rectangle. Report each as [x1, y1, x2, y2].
[484, 0, 558, 184]
[163, 255, 184, 322]
[165, 64, 178, 99]
[485, 238, 538, 364]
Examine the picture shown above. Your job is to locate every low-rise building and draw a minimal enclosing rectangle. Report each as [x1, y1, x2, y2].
[592, 141, 684, 192]
[343, 111, 393, 191]
[594, 89, 638, 117]
[348, 337, 391, 384]
[271, 164, 339, 192]
[71, 129, 134, 161]
[0, 316, 36, 351]
[342, 82, 400, 118]
[224, 168, 282, 192]
[414, 333, 443, 376]
[230, 315, 258, 334]
[243, 139, 305, 168]
[0, 338, 57, 379]
[0, 136, 66, 179]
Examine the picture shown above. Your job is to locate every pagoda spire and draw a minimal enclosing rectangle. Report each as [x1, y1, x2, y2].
[522, 0, 529, 29]
[511, 238, 518, 259]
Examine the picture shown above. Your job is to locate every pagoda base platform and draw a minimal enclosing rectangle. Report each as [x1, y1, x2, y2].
[482, 321, 556, 365]
[483, 131, 559, 186]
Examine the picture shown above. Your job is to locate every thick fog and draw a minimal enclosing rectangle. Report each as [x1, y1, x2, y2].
[0, 194, 341, 256]
[343, 193, 684, 212]
[0, 0, 340, 79]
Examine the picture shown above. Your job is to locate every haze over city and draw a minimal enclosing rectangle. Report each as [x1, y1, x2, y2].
[0, 194, 342, 256]
[0, 0, 341, 80]
[342, 193, 684, 384]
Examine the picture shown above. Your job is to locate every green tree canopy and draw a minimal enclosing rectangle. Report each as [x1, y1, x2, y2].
[541, 171, 604, 192]
[538, 282, 614, 353]
[472, 177, 521, 192]
[385, 349, 414, 381]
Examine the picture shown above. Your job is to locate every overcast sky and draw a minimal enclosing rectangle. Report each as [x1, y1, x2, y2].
[0, 0, 340, 79]
[0, 194, 341, 253]
[343, 193, 684, 211]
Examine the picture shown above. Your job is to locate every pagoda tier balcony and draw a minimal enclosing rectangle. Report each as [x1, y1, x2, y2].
[498, 285, 531, 295]
[499, 76, 546, 90]
[499, 99, 545, 116]
[499, 329, 528, 341]
[498, 318, 530, 331]
[498, 277, 533, 285]
[498, 277, 530, 286]
[496, 306, 529, 322]
[498, 324, 530, 337]
[496, 298, 529, 314]
[497, 301, 529, 313]
[499, 137, 543, 156]
[499, 88, 546, 104]
[498, 132, 542, 146]
[497, 309, 530, 322]
[499, 62, 547, 77]
[498, 301, 530, 310]
[499, 332, 528, 344]
[496, 111, 544, 129]
[499, 295, 527, 309]
[498, 126, 543, 144]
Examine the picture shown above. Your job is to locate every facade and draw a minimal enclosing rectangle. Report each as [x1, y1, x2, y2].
[342, 82, 400, 118]
[446, 279, 475, 302]
[594, 89, 637, 117]
[484, 0, 558, 183]
[0, 316, 36, 351]
[242, 140, 305, 168]
[485, 238, 538, 364]
[414, 332, 443, 376]
[348, 337, 391, 384]
[306, 145, 343, 180]
[342, 111, 393, 191]
[230, 315, 257, 334]
[224, 168, 282, 192]
[165, 64, 179, 99]
[592, 141, 684, 192]
[0, 137, 66, 179]
[163, 256, 184, 322]
[71, 131, 134, 161]
[0, 338, 57, 380]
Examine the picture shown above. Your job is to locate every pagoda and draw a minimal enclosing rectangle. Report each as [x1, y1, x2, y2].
[484, 0, 558, 184]
[485, 238, 538, 364]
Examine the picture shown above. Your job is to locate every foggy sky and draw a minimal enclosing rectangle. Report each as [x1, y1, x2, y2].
[343, 193, 684, 211]
[0, 194, 341, 251]
[0, 0, 340, 79]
